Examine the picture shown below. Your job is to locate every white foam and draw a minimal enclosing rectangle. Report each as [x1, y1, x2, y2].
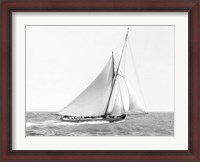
[114, 120, 125, 124]
[43, 120, 57, 124]
[26, 120, 112, 127]
[26, 123, 43, 127]
[53, 120, 109, 126]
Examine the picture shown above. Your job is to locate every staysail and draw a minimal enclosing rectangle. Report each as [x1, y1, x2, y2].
[110, 84, 125, 116]
[57, 57, 114, 116]
[105, 76, 120, 114]
[124, 77, 145, 113]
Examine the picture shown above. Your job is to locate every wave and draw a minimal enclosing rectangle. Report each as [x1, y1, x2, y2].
[43, 120, 58, 124]
[26, 120, 110, 127]
[26, 120, 57, 127]
[26, 123, 43, 127]
[53, 120, 110, 126]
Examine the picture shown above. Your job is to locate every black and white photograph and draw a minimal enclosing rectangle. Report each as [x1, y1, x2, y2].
[25, 26, 174, 136]
[2, 0, 199, 160]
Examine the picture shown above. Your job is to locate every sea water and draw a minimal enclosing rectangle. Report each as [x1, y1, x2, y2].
[26, 112, 174, 136]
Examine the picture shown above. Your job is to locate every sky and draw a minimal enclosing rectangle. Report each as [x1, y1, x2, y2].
[26, 26, 174, 112]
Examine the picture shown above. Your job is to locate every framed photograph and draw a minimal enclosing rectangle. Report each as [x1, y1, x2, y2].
[1, 0, 199, 161]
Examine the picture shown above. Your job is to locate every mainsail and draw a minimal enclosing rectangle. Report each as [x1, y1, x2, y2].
[58, 57, 114, 116]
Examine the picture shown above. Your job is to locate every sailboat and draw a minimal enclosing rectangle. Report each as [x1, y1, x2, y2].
[57, 28, 146, 122]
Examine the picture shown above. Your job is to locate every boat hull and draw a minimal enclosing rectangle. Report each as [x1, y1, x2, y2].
[60, 115, 126, 123]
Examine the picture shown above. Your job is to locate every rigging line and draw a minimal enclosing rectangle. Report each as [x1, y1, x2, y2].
[119, 85, 125, 114]
[121, 34, 128, 76]
[104, 29, 129, 116]
[112, 52, 115, 79]
[117, 73, 125, 78]
[113, 31, 127, 58]
[114, 40, 125, 56]
[128, 38, 148, 111]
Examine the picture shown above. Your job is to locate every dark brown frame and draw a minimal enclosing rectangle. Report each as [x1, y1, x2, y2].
[1, 0, 199, 161]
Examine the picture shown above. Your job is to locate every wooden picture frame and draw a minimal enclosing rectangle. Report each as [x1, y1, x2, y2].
[1, 0, 199, 161]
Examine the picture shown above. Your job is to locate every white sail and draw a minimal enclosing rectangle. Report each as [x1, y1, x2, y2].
[106, 76, 121, 114]
[124, 78, 145, 113]
[106, 33, 128, 115]
[110, 85, 125, 116]
[58, 28, 147, 121]
[119, 81, 129, 112]
[57, 57, 114, 116]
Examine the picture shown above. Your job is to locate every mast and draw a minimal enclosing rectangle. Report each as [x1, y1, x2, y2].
[116, 28, 129, 75]
[104, 28, 129, 116]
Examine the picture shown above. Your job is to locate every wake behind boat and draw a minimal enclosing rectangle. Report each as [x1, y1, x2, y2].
[60, 115, 126, 123]
[57, 28, 146, 123]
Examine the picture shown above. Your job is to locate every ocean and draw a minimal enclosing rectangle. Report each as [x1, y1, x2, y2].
[26, 112, 174, 136]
